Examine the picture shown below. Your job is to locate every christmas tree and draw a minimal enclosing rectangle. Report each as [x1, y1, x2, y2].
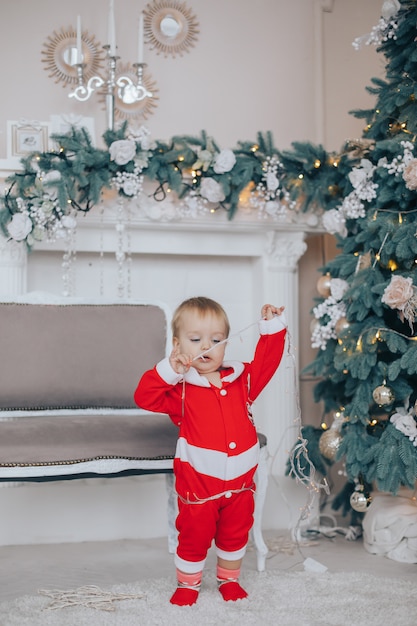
[288, 0, 417, 520]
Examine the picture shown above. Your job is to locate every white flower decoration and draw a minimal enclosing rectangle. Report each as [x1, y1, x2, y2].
[122, 178, 139, 197]
[266, 171, 279, 191]
[199, 177, 226, 203]
[61, 215, 77, 230]
[403, 158, 417, 190]
[348, 167, 367, 189]
[322, 209, 347, 237]
[390, 410, 417, 446]
[382, 275, 414, 311]
[382, 275, 417, 329]
[7, 212, 33, 241]
[381, 0, 401, 20]
[128, 125, 154, 151]
[109, 139, 136, 165]
[42, 170, 62, 184]
[213, 149, 236, 174]
[330, 278, 349, 301]
[193, 149, 213, 172]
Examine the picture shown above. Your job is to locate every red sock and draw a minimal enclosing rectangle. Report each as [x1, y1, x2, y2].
[217, 566, 248, 601]
[170, 569, 202, 606]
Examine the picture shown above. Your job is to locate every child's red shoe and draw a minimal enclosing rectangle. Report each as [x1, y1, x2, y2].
[170, 587, 199, 606]
[218, 581, 248, 602]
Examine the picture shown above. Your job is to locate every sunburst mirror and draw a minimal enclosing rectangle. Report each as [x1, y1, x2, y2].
[99, 63, 159, 121]
[143, 0, 199, 58]
[41, 26, 105, 87]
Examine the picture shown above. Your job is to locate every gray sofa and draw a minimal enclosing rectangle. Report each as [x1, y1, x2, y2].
[0, 293, 269, 569]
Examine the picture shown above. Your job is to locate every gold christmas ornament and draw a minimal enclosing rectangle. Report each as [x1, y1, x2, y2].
[316, 273, 331, 298]
[335, 316, 350, 337]
[372, 384, 395, 406]
[350, 489, 372, 512]
[319, 429, 342, 462]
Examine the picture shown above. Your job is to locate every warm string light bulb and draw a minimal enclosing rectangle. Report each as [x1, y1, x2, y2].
[387, 259, 398, 271]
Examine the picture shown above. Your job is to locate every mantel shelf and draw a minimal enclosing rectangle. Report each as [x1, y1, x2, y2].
[32, 194, 325, 255]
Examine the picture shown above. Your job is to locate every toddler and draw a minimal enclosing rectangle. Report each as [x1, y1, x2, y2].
[134, 296, 287, 605]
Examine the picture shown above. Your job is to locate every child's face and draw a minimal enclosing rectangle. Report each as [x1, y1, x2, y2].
[173, 309, 228, 374]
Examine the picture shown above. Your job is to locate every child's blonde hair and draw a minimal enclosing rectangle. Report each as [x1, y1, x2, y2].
[172, 297, 230, 338]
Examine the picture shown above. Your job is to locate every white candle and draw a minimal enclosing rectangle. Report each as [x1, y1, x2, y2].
[138, 14, 144, 63]
[76, 15, 82, 64]
[108, 0, 116, 56]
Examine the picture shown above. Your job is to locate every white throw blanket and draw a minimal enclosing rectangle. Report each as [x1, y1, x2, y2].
[363, 491, 417, 563]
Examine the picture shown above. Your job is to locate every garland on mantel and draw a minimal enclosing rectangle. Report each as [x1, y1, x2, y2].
[0, 121, 366, 248]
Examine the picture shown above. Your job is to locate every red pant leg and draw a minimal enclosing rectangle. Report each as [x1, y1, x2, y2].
[175, 490, 255, 570]
[215, 489, 255, 557]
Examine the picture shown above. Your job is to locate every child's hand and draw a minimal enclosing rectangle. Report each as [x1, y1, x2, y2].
[169, 347, 193, 374]
[261, 304, 285, 320]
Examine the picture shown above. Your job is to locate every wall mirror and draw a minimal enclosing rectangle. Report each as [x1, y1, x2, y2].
[143, 0, 199, 57]
[102, 62, 159, 121]
[42, 27, 105, 87]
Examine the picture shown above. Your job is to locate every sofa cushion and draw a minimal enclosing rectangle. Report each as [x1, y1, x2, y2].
[0, 302, 168, 411]
[0, 412, 178, 479]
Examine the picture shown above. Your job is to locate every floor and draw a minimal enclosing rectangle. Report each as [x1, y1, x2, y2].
[1, 528, 414, 603]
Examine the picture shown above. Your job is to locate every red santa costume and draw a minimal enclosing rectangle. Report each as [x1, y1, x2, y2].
[134, 314, 287, 574]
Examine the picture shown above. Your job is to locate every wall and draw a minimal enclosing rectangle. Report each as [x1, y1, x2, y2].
[0, 0, 317, 155]
[0, 0, 386, 544]
[323, 0, 385, 149]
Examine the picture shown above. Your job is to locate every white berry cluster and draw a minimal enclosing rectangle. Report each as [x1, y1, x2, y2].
[311, 298, 347, 350]
[311, 277, 349, 350]
[321, 159, 378, 236]
[352, 17, 398, 50]
[379, 140, 414, 175]
[251, 156, 293, 219]
[112, 167, 143, 198]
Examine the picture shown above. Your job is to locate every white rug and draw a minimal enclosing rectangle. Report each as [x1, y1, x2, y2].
[1, 570, 416, 626]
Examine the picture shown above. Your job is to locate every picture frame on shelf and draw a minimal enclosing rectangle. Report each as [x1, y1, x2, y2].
[7, 120, 50, 159]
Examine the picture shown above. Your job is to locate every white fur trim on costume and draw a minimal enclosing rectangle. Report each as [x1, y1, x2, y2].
[175, 554, 206, 573]
[184, 367, 211, 387]
[156, 357, 184, 385]
[258, 312, 287, 335]
[184, 363, 243, 387]
[176, 438, 259, 480]
[221, 361, 245, 382]
[215, 544, 247, 561]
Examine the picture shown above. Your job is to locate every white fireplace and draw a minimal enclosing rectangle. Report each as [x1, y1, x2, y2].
[0, 193, 322, 544]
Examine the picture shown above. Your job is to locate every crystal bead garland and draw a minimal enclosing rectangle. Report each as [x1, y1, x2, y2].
[99, 203, 105, 297]
[61, 219, 77, 297]
[115, 197, 132, 299]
